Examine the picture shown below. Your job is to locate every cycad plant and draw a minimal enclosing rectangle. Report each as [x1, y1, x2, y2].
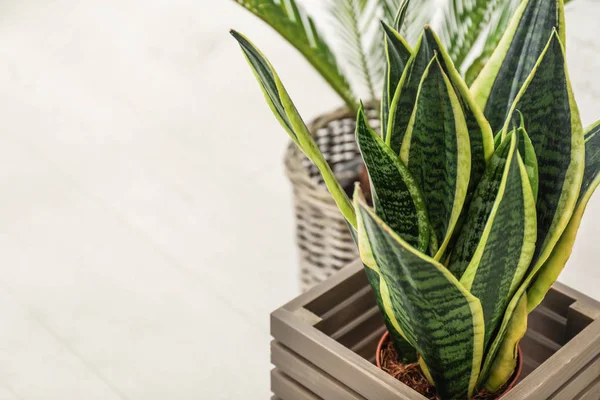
[231, 0, 539, 110]
[231, 0, 599, 399]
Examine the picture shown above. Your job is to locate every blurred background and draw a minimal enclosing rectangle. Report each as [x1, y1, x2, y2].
[0, 0, 598, 399]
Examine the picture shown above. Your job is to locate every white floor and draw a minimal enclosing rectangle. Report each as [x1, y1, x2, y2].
[0, 1, 598, 399]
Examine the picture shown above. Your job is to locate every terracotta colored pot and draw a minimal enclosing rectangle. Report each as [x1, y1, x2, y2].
[375, 331, 523, 399]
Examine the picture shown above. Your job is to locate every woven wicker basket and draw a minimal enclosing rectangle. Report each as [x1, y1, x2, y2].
[285, 104, 379, 291]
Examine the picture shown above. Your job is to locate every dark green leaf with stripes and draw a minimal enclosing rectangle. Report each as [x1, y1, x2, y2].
[400, 56, 471, 259]
[515, 115, 539, 201]
[526, 120, 600, 310]
[459, 133, 536, 350]
[356, 106, 429, 252]
[471, 0, 565, 133]
[507, 32, 584, 271]
[386, 32, 435, 154]
[448, 135, 514, 279]
[381, 23, 413, 138]
[357, 199, 484, 400]
[421, 27, 494, 200]
[347, 210, 419, 363]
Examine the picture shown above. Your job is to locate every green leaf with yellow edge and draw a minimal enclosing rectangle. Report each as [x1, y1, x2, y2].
[231, 31, 356, 227]
[515, 113, 539, 202]
[459, 132, 536, 350]
[481, 124, 587, 385]
[393, 0, 411, 31]
[400, 55, 471, 261]
[483, 293, 528, 392]
[356, 106, 429, 252]
[448, 133, 514, 279]
[354, 186, 417, 363]
[386, 32, 435, 154]
[232, 0, 356, 110]
[381, 23, 413, 138]
[475, 34, 584, 383]
[501, 31, 584, 274]
[527, 120, 600, 311]
[356, 194, 484, 400]
[471, 0, 566, 134]
[421, 27, 494, 213]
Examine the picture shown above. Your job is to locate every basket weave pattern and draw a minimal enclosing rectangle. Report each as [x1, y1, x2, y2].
[285, 105, 379, 291]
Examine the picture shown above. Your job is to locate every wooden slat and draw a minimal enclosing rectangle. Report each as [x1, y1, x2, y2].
[271, 308, 427, 399]
[566, 300, 600, 341]
[577, 377, 600, 400]
[502, 319, 600, 399]
[271, 260, 600, 400]
[540, 287, 576, 318]
[548, 354, 600, 399]
[528, 306, 567, 345]
[552, 282, 600, 310]
[271, 341, 367, 400]
[521, 330, 561, 365]
[315, 285, 376, 335]
[520, 358, 540, 381]
[271, 369, 322, 400]
[332, 306, 383, 348]
[302, 261, 367, 316]
[351, 325, 387, 363]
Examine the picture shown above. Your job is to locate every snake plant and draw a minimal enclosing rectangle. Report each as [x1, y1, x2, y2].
[232, 0, 599, 398]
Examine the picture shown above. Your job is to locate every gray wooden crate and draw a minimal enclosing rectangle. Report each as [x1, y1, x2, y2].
[271, 260, 600, 399]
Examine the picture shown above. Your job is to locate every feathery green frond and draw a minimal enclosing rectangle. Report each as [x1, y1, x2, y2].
[232, 0, 356, 109]
[464, 0, 521, 85]
[438, 0, 507, 71]
[328, 0, 379, 101]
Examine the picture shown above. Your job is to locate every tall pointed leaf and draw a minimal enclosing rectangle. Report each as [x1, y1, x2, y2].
[355, 106, 429, 251]
[459, 133, 536, 349]
[422, 27, 494, 197]
[481, 118, 588, 386]
[393, 0, 410, 31]
[515, 115, 539, 201]
[483, 293, 528, 392]
[386, 32, 435, 154]
[353, 188, 418, 363]
[232, 0, 356, 109]
[527, 121, 600, 310]
[400, 55, 471, 260]
[357, 197, 484, 400]
[471, 0, 566, 133]
[231, 31, 356, 226]
[448, 134, 514, 279]
[381, 23, 412, 138]
[503, 31, 584, 272]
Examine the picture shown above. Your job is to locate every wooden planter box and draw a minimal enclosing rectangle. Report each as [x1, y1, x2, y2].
[270, 260, 600, 399]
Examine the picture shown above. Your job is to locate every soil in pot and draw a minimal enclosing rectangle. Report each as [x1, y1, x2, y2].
[377, 333, 522, 400]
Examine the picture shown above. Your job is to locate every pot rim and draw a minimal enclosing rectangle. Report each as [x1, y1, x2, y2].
[375, 331, 523, 399]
